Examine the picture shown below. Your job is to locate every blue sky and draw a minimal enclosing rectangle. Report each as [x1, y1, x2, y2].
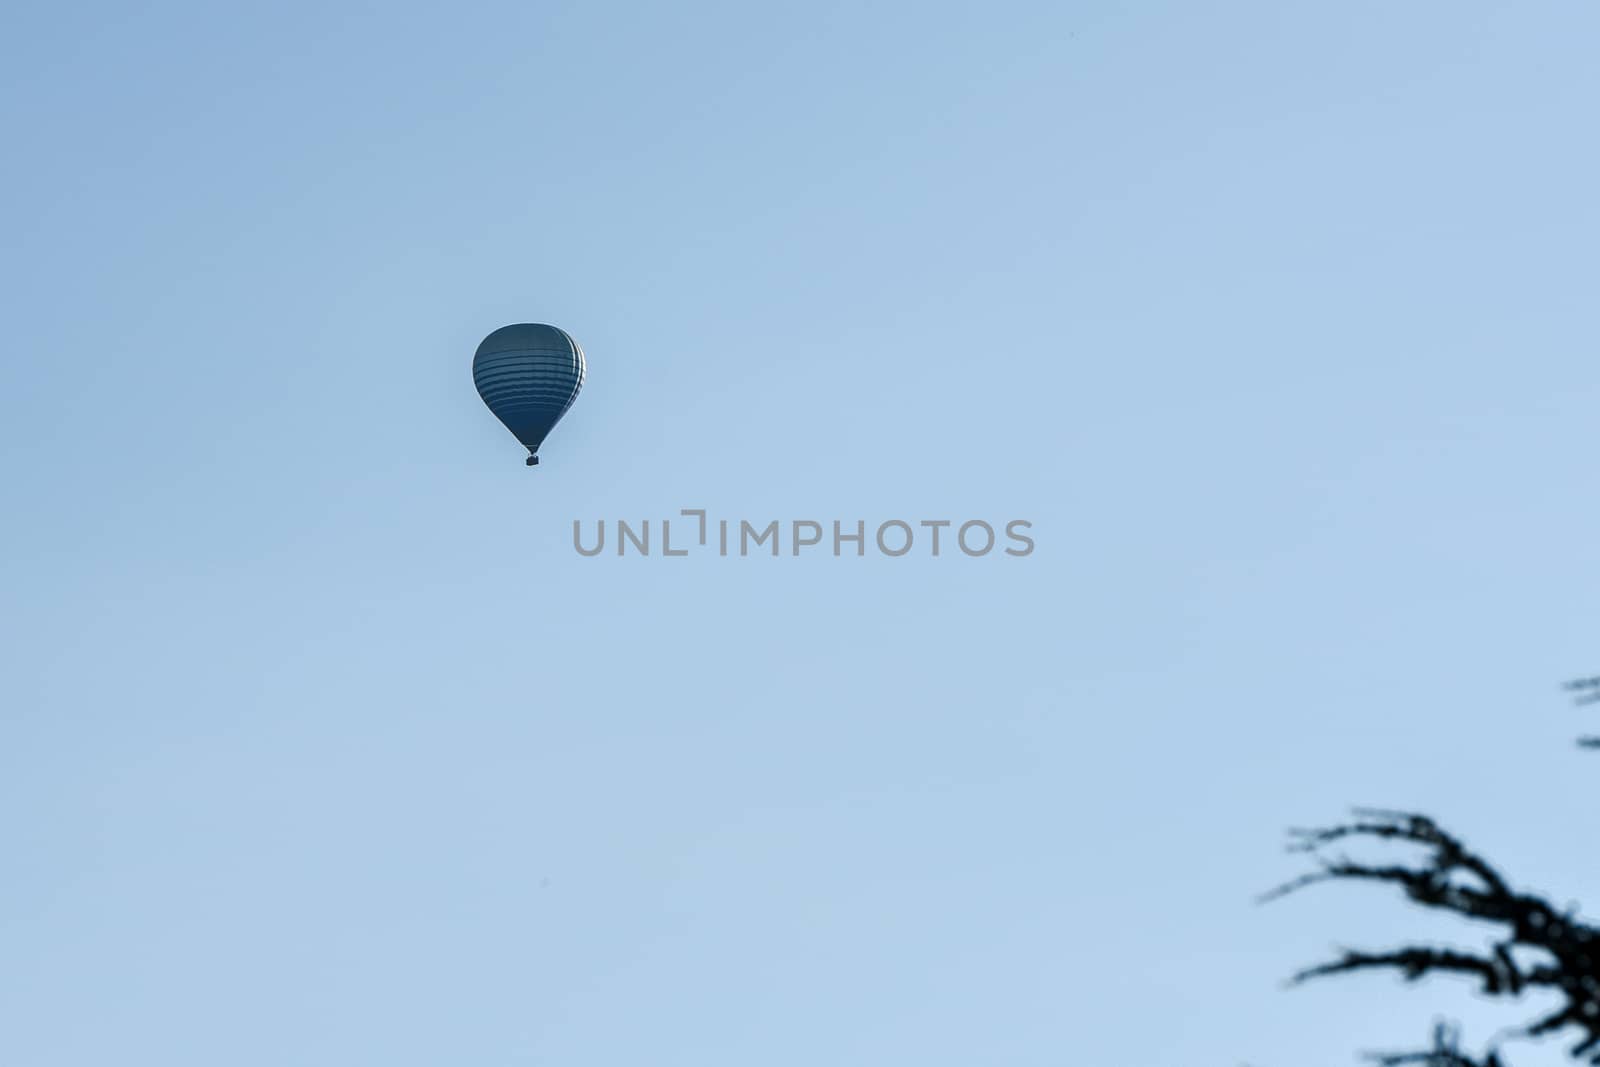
[4, 2, 1600, 1064]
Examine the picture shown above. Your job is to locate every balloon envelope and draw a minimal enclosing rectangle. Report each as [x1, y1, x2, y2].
[472, 323, 586, 462]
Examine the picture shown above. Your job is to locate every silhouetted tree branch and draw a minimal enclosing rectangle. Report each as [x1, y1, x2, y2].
[1565, 677, 1600, 747]
[1365, 1022, 1505, 1066]
[1266, 808, 1600, 1062]
[1256, 680, 1600, 1062]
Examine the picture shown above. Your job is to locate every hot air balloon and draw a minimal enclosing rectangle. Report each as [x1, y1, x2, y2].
[472, 323, 586, 466]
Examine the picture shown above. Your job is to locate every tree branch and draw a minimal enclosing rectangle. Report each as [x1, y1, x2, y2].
[1366, 1022, 1506, 1066]
[1564, 677, 1600, 746]
[1268, 809, 1600, 1062]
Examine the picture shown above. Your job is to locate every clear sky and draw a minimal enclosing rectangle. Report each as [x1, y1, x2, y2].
[4, 2, 1600, 1064]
